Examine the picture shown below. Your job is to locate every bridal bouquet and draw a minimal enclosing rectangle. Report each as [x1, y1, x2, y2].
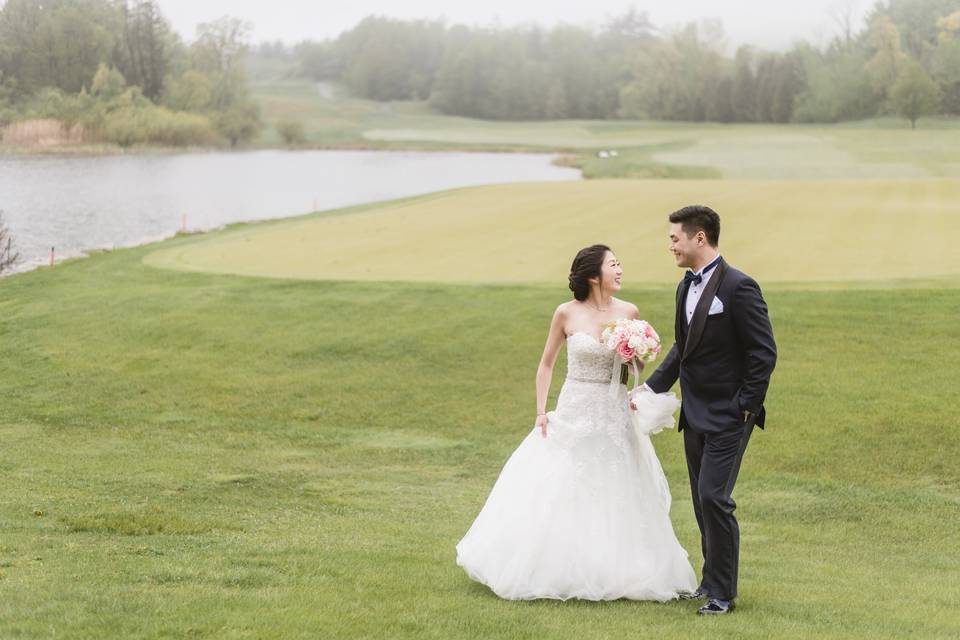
[601, 319, 679, 436]
[601, 319, 662, 365]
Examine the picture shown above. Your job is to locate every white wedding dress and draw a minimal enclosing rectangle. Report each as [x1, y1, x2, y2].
[456, 332, 697, 601]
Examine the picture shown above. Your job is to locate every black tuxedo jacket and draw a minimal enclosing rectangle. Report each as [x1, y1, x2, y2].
[646, 258, 777, 433]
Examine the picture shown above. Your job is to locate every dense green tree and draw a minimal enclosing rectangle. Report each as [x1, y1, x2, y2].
[0, 0, 116, 96]
[619, 21, 727, 121]
[930, 11, 960, 112]
[871, 0, 960, 59]
[114, 0, 171, 101]
[543, 25, 620, 119]
[215, 100, 261, 146]
[294, 40, 340, 81]
[731, 46, 757, 121]
[752, 52, 805, 123]
[430, 27, 548, 119]
[4, 0, 960, 132]
[792, 43, 878, 122]
[90, 64, 127, 99]
[334, 17, 445, 101]
[192, 16, 252, 110]
[186, 17, 261, 144]
[161, 70, 214, 112]
[273, 2, 960, 123]
[276, 119, 306, 144]
[890, 58, 942, 126]
[865, 15, 908, 102]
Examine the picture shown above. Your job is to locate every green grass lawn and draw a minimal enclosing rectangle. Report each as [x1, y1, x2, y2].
[1, 235, 958, 638]
[5, 83, 960, 635]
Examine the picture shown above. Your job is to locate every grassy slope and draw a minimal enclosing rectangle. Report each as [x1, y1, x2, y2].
[1, 239, 958, 638]
[144, 179, 960, 287]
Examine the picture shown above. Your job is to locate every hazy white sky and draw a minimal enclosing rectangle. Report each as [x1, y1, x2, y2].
[162, 0, 873, 51]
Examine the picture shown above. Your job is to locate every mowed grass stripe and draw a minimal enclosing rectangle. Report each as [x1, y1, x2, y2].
[144, 179, 960, 286]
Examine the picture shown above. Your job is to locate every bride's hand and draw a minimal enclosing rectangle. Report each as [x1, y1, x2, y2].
[535, 414, 548, 438]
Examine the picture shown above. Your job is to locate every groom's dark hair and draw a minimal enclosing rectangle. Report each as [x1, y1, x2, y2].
[669, 205, 720, 247]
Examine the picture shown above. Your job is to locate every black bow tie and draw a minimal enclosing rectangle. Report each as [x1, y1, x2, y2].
[684, 258, 720, 287]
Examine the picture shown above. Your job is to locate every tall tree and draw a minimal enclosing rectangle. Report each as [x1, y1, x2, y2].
[114, 0, 170, 101]
[192, 16, 252, 110]
[335, 17, 445, 101]
[0, 0, 116, 95]
[874, 0, 960, 59]
[731, 46, 757, 121]
[865, 15, 908, 102]
[931, 10, 960, 112]
[890, 59, 942, 127]
[619, 21, 727, 121]
[829, 0, 864, 49]
[294, 40, 340, 81]
[792, 43, 877, 122]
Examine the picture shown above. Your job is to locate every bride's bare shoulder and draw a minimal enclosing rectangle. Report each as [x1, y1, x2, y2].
[553, 300, 577, 319]
[612, 297, 640, 319]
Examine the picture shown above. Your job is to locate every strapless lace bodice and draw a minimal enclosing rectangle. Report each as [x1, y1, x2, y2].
[565, 332, 616, 383]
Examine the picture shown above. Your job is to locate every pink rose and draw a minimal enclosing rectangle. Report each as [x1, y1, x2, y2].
[618, 341, 635, 362]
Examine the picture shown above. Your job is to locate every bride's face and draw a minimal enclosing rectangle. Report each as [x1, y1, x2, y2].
[597, 251, 622, 292]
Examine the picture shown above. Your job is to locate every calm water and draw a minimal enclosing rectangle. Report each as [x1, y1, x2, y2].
[0, 150, 579, 272]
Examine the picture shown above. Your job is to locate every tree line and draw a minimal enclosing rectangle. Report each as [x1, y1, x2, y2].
[2, 0, 957, 141]
[289, 0, 960, 127]
[0, 0, 261, 146]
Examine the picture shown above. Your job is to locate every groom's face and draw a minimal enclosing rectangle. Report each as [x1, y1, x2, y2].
[669, 222, 702, 269]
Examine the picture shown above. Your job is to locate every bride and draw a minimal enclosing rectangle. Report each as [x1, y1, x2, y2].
[456, 244, 697, 601]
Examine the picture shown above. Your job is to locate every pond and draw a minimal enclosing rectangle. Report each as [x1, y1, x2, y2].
[0, 149, 580, 272]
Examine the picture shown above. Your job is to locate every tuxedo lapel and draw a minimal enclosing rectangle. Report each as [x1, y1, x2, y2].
[682, 259, 728, 361]
[675, 280, 689, 351]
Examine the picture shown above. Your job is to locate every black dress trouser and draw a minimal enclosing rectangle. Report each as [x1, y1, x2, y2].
[683, 423, 754, 601]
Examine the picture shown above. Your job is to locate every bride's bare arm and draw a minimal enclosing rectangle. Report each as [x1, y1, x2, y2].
[535, 305, 567, 437]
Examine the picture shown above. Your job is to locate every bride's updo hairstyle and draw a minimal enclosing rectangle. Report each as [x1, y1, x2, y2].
[568, 244, 612, 301]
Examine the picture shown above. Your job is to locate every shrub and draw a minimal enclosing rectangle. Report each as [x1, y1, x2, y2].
[103, 104, 217, 147]
[215, 101, 262, 147]
[275, 119, 306, 145]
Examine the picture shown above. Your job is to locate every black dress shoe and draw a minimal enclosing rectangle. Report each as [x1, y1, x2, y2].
[677, 587, 708, 601]
[697, 598, 735, 615]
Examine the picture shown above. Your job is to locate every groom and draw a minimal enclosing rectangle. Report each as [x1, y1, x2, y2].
[640, 205, 777, 615]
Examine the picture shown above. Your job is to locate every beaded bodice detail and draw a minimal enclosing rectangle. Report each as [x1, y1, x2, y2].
[565, 333, 616, 383]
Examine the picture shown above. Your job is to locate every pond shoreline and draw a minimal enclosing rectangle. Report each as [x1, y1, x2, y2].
[0, 139, 576, 158]
[0, 149, 581, 277]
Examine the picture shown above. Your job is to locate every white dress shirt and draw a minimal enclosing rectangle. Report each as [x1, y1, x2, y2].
[637, 255, 721, 396]
[685, 255, 722, 325]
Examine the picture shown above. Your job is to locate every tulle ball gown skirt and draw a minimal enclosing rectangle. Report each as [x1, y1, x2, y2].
[456, 356, 697, 601]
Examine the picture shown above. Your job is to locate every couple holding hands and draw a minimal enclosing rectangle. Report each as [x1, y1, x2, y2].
[457, 205, 777, 616]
